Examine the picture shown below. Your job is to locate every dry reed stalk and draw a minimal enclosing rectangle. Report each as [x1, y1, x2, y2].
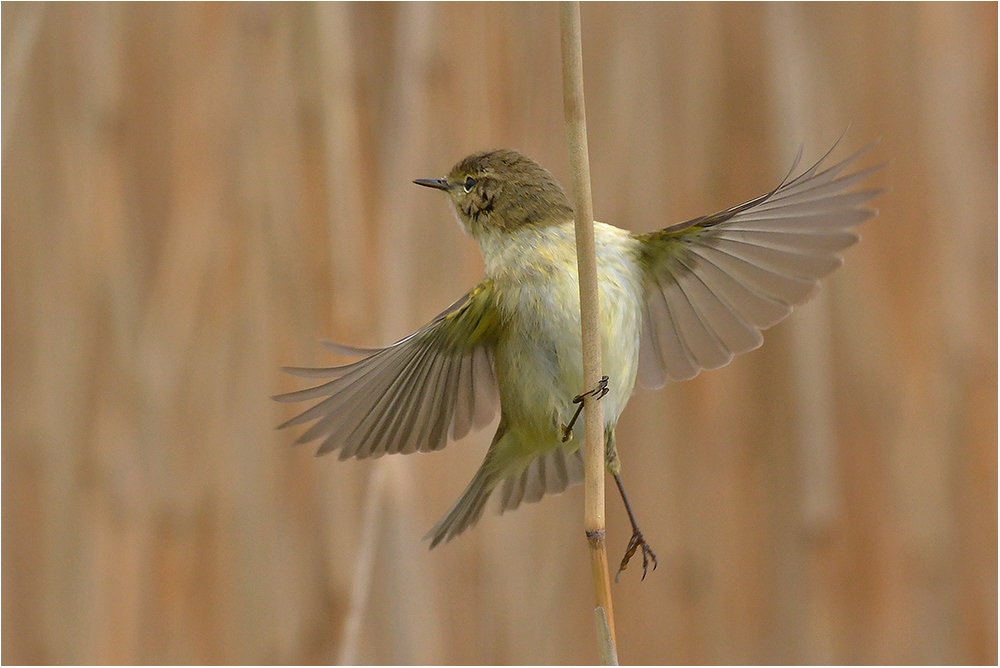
[336, 463, 387, 665]
[762, 9, 844, 660]
[559, 2, 618, 661]
[335, 5, 439, 663]
[1, 3, 46, 158]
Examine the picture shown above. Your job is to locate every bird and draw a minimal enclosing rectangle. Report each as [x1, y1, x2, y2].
[274, 138, 882, 579]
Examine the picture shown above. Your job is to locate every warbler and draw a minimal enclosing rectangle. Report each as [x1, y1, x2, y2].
[275, 140, 881, 578]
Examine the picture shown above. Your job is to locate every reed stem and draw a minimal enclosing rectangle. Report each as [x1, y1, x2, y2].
[559, 3, 618, 661]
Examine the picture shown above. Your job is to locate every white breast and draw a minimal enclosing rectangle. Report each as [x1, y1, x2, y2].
[478, 222, 644, 440]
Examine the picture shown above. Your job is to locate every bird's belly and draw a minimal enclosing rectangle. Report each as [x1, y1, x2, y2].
[493, 269, 642, 449]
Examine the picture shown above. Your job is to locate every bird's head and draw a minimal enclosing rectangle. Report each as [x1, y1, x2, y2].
[414, 149, 574, 236]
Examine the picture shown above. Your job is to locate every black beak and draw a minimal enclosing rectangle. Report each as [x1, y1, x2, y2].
[413, 178, 450, 191]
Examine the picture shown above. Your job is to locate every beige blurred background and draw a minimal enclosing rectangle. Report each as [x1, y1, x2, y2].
[2, 2, 996, 664]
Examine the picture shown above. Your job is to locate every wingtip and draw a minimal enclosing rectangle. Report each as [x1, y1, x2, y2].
[271, 390, 299, 404]
[320, 339, 379, 357]
[424, 530, 444, 550]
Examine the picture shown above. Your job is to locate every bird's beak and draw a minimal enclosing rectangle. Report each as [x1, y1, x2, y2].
[413, 178, 450, 191]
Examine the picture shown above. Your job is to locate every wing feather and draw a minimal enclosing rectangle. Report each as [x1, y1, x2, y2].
[672, 252, 764, 358]
[471, 347, 499, 429]
[449, 353, 476, 441]
[637, 139, 884, 387]
[274, 285, 500, 458]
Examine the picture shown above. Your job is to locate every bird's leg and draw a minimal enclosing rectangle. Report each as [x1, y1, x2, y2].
[612, 472, 658, 582]
[559, 381, 656, 580]
[561, 375, 609, 443]
[606, 431, 658, 582]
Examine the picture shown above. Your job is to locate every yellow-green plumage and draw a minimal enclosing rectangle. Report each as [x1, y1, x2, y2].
[448, 221, 643, 544]
[275, 143, 883, 548]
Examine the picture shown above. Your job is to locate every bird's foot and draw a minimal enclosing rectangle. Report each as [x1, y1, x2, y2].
[615, 528, 658, 583]
[561, 376, 610, 443]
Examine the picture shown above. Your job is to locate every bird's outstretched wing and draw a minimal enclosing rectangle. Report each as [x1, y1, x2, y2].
[635, 139, 885, 388]
[274, 283, 501, 459]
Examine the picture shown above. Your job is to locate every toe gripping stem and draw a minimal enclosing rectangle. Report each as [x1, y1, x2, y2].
[561, 375, 609, 443]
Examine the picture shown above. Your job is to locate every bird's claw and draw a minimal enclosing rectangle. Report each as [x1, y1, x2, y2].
[562, 376, 610, 442]
[614, 529, 658, 583]
[575, 375, 610, 404]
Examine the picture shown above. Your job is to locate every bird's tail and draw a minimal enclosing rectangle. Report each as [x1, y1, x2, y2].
[424, 461, 500, 549]
[425, 421, 591, 548]
[425, 420, 507, 548]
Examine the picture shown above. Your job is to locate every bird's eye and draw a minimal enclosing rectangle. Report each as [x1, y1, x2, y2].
[463, 176, 477, 193]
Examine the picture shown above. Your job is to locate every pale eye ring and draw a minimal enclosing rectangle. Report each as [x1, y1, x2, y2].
[463, 176, 476, 193]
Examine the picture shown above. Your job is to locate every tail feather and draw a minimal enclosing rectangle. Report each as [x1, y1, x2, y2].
[425, 429, 589, 548]
[425, 464, 499, 548]
[497, 445, 585, 512]
[425, 421, 506, 549]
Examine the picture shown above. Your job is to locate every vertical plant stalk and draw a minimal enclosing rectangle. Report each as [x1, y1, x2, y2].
[559, 2, 618, 660]
[336, 464, 388, 665]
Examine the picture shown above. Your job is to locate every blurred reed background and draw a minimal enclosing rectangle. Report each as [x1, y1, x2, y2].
[2, 2, 996, 664]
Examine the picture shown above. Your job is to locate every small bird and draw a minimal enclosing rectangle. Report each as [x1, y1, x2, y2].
[275, 139, 881, 579]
